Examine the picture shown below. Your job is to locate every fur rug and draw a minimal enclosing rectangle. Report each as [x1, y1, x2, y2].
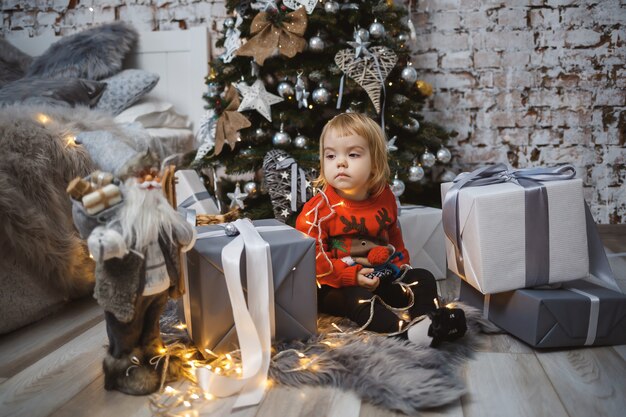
[0, 104, 140, 333]
[161, 301, 500, 415]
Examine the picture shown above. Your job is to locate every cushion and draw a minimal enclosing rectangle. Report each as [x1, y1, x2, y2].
[145, 127, 195, 160]
[0, 77, 106, 108]
[0, 38, 33, 88]
[95, 69, 159, 116]
[75, 129, 158, 178]
[26, 22, 138, 80]
[115, 99, 191, 129]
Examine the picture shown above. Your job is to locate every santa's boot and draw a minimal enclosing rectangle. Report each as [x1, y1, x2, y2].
[143, 338, 185, 383]
[103, 348, 160, 395]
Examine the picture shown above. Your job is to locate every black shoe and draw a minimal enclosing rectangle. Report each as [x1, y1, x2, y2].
[428, 307, 467, 347]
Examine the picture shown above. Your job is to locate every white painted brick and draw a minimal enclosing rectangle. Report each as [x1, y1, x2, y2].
[419, 0, 461, 12]
[431, 11, 461, 30]
[431, 32, 470, 51]
[565, 29, 603, 48]
[493, 70, 536, 89]
[413, 52, 439, 69]
[484, 30, 533, 50]
[463, 11, 493, 29]
[496, 90, 526, 109]
[528, 90, 562, 107]
[594, 89, 626, 106]
[478, 71, 494, 88]
[441, 51, 472, 68]
[501, 51, 530, 68]
[433, 72, 477, 89]
[530, 129, 560, 146]
[469, 128, 499, 146]
[535, 30, 565, 48]
[116, 5, 155, 31]
[473, 50, 500, 68]
[461, 90, 497, 109]
[529, 8, 560, 28]
[562, 127, 593, 146]
[529, 48, 561, 67]
[497, 8, 528, 29]
[560, 90, 593, 109]
[501, 127, 530, 145]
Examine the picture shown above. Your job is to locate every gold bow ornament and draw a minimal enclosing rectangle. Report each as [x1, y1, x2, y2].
[236, 7, 308, 65]
[214, 86, 251, 156]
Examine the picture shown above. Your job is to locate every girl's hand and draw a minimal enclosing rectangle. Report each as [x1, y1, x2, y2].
[357, 268, 379, 291]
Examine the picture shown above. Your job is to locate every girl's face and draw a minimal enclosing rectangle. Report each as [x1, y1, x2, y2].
[322, 129, 372, 201]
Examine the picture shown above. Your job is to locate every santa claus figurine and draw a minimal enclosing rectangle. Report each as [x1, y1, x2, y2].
[73, 167, 196, 395]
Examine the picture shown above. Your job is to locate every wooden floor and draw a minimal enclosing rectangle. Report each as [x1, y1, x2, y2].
[1, 226, 625, 417]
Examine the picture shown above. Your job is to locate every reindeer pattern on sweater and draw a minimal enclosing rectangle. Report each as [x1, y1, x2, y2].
[296, 185, 410, 288]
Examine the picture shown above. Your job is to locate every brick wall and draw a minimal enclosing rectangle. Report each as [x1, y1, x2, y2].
[2, 0, 624, 223]
[413, 0, 625, 224]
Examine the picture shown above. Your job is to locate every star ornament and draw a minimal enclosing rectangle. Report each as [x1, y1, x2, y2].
[387, 136, 398, 152]
[227, 183, 249, 209]
[236, 79, 284, 122]
[348, 34, 371, 59]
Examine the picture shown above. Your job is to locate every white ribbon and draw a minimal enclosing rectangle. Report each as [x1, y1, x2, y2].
[190, 220, 291, 409]
[567, 287, 599, 346]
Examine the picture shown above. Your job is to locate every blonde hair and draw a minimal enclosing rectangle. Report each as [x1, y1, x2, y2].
[316, 113, 390, 197]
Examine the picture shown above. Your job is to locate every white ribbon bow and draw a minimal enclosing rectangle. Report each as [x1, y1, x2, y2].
[194, 219, 283, 408]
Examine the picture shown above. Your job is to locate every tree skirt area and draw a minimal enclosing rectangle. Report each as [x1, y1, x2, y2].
[160, 301, 500, 415]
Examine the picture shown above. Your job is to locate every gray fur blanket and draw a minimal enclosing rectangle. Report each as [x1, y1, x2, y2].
[0, 105, 137, 332]
[161, 301, 500, 415]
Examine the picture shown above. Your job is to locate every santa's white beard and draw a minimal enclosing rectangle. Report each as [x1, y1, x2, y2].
[116, 179, 184, 251]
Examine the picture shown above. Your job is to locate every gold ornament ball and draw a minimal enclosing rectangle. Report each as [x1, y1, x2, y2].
[415, 80, 433, 97]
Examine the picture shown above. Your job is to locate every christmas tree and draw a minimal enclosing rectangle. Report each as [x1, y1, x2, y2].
[193, 0, 456, 222]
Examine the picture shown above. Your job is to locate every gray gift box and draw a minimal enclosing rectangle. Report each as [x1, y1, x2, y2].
[180, 219, 317, 355]
[459, 279, 626, 348]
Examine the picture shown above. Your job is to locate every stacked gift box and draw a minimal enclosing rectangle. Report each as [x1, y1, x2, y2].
[442, 164, 626, 348]
[397, 205, 447, 281]
[179, 218, 318, 355]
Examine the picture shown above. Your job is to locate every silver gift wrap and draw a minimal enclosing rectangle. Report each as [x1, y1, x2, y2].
[181, 219, 317, 354]
[459, 279, 626, 348]
[398, 205, 446, 280]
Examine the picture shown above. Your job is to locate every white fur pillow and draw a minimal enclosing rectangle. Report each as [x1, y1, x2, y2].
[115, 99, 191, 129]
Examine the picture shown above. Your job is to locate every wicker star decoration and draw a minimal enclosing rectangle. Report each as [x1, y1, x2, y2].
[263, 149, 315, 222]
[335, 46, 397, 114]
[236, 79, 284, 122]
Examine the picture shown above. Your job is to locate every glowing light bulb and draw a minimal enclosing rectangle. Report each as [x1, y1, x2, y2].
[36, 113, 50, 124]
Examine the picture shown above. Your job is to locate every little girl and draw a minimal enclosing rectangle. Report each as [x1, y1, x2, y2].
[296, 113, 440, 337]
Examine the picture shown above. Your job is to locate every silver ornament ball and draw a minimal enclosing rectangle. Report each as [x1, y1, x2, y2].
[293, 134, 309, 149]
[403, 117, 420, 133]
[223, 17, 235, 29]
[421, 150, 436, 168]
[255, 128, 266, 138]
[401, 66, 418, 83]
[436, 147, 452, 164]
[240, 147, 253, 156]
[224, 223, 239, 236]
[440, 170, 457, 183]
[309, 36, 325, 53]
[243, 181, 257, 196]
[408, 165, 425, 182]
[324, 1, 339, 13]
[391, 178, 406, 197]
[312, 86, 331, 105]
[273, 130, 292, 147]
[277, 81, 294, 98]
[356, 28, 370, 42]
[369, 22, 386, 39]
[207, 82, 220, 98]
[398, 33, 409, 43]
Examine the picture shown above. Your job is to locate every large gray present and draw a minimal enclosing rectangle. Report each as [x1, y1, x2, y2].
[180, 219, 317, 355]
[398, 205, 446, 280]
[459, 279, 626, 348]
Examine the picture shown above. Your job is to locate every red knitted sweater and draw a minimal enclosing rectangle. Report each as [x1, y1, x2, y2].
[296, 185, 410, 288]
